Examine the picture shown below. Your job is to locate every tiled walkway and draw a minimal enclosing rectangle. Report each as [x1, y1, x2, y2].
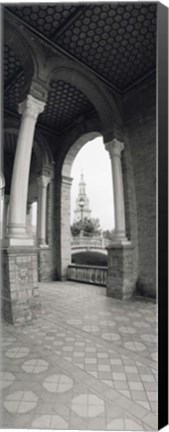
[1, 282, 158, 430]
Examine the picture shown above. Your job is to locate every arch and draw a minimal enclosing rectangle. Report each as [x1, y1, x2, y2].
[55, 118, 101, 176]
[62, 131, 100, 177]
[55, 130, 108, 280]
[4, 18, 35, 84]
[4, 15, 47, 85]
[47, 56, 123, 141]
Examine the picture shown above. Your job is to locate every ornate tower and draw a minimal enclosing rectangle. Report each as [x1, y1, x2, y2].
[74, 172, 91, 222]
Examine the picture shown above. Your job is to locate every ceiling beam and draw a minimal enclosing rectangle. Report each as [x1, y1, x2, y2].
[4, 67, 23, 94]
[51, 6, 85, 42]
[122, 68, 156, 94]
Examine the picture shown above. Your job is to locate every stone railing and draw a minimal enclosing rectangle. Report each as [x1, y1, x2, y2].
[67, 264, 107, 286]
[71, 236, 110, 249]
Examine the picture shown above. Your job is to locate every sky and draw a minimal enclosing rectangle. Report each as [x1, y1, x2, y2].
[70, 137, 115, 231]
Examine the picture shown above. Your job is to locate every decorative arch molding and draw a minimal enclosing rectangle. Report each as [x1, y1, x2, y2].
[4, 15, 48, 86]
[4, 17, 35, 85]
[55, 118, 101, 177]
[62, 131, 101, 178]
[47, 57, 123, 141]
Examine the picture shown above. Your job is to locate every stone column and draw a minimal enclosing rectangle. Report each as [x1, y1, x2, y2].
[3, 194, 10, 238]
[8, 95, 45, 246]
[105, 138, 127, 243]
[104, 139, 136, 299]
[37, 175, 50, 247]
[26, 203, 33, 236]
[60, 175, 73, 280]
[0, 176, 5, 240]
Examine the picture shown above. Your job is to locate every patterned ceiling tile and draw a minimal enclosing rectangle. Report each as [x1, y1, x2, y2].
[57, 2, 156, 91]
[7, 3, 78, 38]
[4, 3, 157, 134]
[5, 3, 156, 92]
[4, 45, 21, 87]
[38, 80, 95, 131]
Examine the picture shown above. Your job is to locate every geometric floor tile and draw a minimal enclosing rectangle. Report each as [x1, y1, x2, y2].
[84, 314, 98, 320]
[124, 418, 144, 430]
[119, 326, 137, 334]
[0, 372, 15, 389]
[141, 334, 156, 343]
[107, 417, 142, 430]
[102, 333, 120, 341]
[31, 414, 68, 429]
[5, 347, 30, 358]
[98, 311, 112, 317]
[151, 352, 158, 361]
[71, 394, 104, 418]
[1, 337, 17, 347]
[127, 312, 142, 318]
[67, 319, 82, 326]
[3, 391, 38, 413]
[137, 400, 150, 410]
[114, 316, 130, 322]
[1, 281, 157, 431]
[100, 320, 116, 326]
[107, 418, 124, 430]
[22, 359, 49, 373]
[82, 325, 99, 332]
[133, 321, 151, 329]
[124, 341, 146, 352]
[43, 375, 73, 393]
[145, 317, 155, 323]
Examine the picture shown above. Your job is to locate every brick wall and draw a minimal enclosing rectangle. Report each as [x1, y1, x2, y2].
[122, 77, 156, 297]
[107, 244, 136, 299]
[2, 248, 41, 324]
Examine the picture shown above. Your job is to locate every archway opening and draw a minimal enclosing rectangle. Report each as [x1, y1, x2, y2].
[70, 136, 115, 267]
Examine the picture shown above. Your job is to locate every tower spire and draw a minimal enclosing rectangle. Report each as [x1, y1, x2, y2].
[74, 172, 91, 222]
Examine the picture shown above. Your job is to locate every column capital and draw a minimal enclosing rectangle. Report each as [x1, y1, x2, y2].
[105, 138, 125, 158]
[37, 175, 50, 188]
[18, 94, 45, 120]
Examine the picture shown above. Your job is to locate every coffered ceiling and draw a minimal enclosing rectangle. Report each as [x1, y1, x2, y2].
[4, 2, 157, 134]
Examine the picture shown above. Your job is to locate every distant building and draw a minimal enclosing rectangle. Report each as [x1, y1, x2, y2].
[73, 172, 91, 222]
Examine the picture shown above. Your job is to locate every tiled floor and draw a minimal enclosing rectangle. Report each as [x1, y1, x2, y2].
[1, 281, 158, 430]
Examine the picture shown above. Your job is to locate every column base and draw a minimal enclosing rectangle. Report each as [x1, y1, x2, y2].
[107, 238, 130, 247]
[106, 242, 136, 300]
[38, 242, 49, 248]
[2, 247, 41, 325]
[8, 237, 34, 247]
[108, 231, 129, 246]
[7, 223, 35, 246]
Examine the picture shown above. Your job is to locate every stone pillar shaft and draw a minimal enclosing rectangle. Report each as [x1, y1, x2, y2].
[26, 203, 33, 236]
[37, 175, 50, 246]
[105, 138, 126, 241]
[8, 95, 45, 241]
[60, 175, 73, 280]
[3, 195, 10, 238]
